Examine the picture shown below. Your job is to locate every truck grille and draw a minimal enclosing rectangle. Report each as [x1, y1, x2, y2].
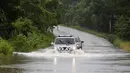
[58, 47, 71, 51]
[63, 47, 67, 50]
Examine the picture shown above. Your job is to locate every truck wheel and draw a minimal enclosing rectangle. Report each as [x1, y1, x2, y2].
[80, 46, 82, 50]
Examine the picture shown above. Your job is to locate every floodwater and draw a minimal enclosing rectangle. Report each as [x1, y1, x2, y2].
[0, 26, 130, 73]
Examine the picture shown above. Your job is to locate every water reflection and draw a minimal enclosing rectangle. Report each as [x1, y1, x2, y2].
[53, 57, 57, 72]
[54, 57, 57, 65]
[0, 67, 24, 73]
[72, 58, 76, 73]
[0, 55, 29, 66]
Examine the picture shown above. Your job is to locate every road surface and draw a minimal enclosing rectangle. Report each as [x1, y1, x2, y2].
[0, 26, 130, 73]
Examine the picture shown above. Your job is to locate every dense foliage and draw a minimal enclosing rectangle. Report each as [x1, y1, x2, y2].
[60, 0, 130, 40]
[0, 0, 60, 38]
[0, 0, 60, 55]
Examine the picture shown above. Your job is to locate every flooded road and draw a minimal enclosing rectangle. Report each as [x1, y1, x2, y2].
[0, 26, 130, 73]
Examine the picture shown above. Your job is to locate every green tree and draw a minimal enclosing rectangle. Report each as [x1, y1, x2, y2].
[115, 15, 130, 40]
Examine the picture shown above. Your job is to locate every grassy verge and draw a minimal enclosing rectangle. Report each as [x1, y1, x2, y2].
[114, 38, 130, 52]
[62, 25, 130, 52]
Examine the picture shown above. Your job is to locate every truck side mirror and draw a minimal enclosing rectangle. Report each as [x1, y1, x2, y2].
[81, 41, 84, 43]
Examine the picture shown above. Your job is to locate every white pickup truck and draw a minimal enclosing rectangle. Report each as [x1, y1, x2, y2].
[51, 35, 84, 53]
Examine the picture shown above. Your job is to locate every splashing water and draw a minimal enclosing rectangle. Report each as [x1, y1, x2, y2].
[14, 49, 85, 58]
[13, 49, 130, 58]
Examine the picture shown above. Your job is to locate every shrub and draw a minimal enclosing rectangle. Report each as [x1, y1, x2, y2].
[27, 32, 55, 49]
[10, 32, 55, 52]
[0, 38, 13, 55]
[10, 34, 33, 52]
[11, 17, 33, 36]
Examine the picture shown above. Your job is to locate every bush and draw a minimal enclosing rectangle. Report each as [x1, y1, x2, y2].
[10, 32, 55, 52]
[11, 17, 33, 36]
[27, 32, 55, 50]
[0, 38, 13, 55]
[10, 34, 33, 52]
[108, 34, 117, 43]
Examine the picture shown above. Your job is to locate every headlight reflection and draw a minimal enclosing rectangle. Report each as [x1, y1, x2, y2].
[72, 58, 76, 73]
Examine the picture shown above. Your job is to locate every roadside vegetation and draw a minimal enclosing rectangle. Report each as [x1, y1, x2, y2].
[0, 38, 13, 56]
[114, 38, 130, 52]
[0, 0, 61, 55]
[59, 0, 130, 52]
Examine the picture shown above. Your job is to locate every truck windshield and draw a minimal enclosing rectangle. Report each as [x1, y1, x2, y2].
[55, 38, 75, 44]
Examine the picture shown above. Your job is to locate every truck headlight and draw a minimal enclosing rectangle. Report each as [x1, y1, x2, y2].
[76, 44, 79, 47]
[72, 46, 76, 50]
[54, 46, 58, 50]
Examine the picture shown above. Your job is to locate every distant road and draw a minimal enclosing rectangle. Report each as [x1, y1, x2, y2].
[53, 26, 124, 53]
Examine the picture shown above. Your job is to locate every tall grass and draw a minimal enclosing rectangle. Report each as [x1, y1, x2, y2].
[0, 38, 13, 56]
[0, 31, 55, 56]
[10, 32, 54, 52]
[114, 38, 130, 52]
